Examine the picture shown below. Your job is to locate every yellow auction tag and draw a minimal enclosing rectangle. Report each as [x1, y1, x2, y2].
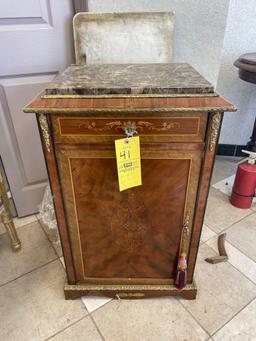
[115, 136, 142, 191]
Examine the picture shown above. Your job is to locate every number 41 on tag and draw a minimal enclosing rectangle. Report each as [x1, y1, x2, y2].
[115, 136, 142, 191]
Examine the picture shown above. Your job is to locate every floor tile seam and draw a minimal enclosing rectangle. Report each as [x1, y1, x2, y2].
[199, 224, 217, 244]
[210, 181, 254, 207]
[205, 242, 256, 286]
[207, 209, 256, 235]
[0, 217, 40, 239]
[89, 313, 106, 341]
[43, 315, 89, 341]
[212, 186, 256, 210]
[84, 298, 114, 315]
[200, 236, 215, 245]
[13, 216, 38, 228]
[211, 174, 235, 187]
[0, 258, 59, 289]
[203, 222, 216, 232]
[223, 210, 256, 230]
[58, 257, 65, 270]
[37, 216, 62, 259]
[220, 238, 256, 265]
[176, 297, 211, 338]
[210, 296, 256, 338]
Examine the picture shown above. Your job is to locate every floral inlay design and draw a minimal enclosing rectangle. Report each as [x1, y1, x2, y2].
[78, 120, 181, 133]
[110, 192, 150, 253]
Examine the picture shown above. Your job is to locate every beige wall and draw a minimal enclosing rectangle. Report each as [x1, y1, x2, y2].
[89, 0, 256, 146]
[88, 0, 230, 86]
[217, 0, 256, 145]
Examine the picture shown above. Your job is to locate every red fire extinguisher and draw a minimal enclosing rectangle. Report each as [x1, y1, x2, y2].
[231, 150, 256, 209]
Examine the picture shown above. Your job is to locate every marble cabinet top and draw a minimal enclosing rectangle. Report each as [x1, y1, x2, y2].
[45, 63, 214, 96]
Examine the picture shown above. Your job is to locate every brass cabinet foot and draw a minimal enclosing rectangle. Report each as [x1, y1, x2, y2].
[64, 281, 197, 300]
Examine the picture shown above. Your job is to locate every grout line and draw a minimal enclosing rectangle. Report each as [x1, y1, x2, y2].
[207, 235, 256, 270]
[205, 242, 256, 287]
[210, 296, 256, 338]
[44, 315, 88, 341]
[0, 217, 38, 238]
[200, 223, 217, 245]
[205, 209, 255, 236]
[82, 298, 113, 315]
[89, 314, 106, 341]
[37, 216, 62, 260]
[0, 258, 58, 289]
[58, 256, 65, 270]
[176, 297, 211, 338]
[225, 238, 256, 264]
[192, 242, 256, 337]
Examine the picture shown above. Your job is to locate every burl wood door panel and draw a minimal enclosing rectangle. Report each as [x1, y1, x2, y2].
[57, 148, 202, 284]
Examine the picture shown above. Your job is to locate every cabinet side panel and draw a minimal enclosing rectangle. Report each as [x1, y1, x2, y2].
[38, 114, 76, 284]
[187, 112, 223, 282]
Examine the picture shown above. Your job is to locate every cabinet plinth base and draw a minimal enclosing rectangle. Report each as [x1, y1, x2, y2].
[64, 281, 197, 300]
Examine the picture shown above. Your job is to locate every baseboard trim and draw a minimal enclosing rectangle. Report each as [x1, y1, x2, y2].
[217, 144, 246, 157]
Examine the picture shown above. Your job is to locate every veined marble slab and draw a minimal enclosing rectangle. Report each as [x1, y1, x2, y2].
[45, 63, 214, 96]
[73, 12, 175, 64]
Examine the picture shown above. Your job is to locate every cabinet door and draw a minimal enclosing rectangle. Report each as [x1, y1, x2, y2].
[56, 145, 202, 284]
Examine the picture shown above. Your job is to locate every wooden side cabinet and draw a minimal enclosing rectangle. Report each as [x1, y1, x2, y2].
[24, 64, 235, 299]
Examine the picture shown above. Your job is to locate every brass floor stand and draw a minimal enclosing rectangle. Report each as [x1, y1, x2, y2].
[0, 171, 21, 251]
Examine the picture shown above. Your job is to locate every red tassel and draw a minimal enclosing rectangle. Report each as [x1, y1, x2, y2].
[175, 252, 187, 289]
[175, 214, 189, 290]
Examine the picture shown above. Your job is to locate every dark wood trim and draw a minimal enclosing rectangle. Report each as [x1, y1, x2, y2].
[37, 114, 76, 284]
[24, 95, 236, 114]
[73, 0, 88, 13]
[187, 112, 223, 283]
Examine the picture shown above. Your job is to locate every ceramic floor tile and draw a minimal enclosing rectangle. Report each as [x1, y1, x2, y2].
[204, 187, 252, 233]
[82, 295, 112, 313]
[92, 298, 208, 341]
[212, 174, 235, 197]
[59, 256, 65, 269]
[212, 175, 256, 205]
[0, 222, 5, 235]
[225, 213, 256, 262]
[180, 243, 256, 335]
[0, 260, 87, 341]
[200, 224, 217, 243]
[0, 221, 57, 285]
[213, 298, 256, 341]
[13, 214, 38, 228]
[38, 219, 63, 257]
[252, 204, 256, 211]
[207, 235, 256, 284]
[211, 156, 239, 184]
[0, 214, 37, 236]
[49, 240, 63, 257]
[48, 316, 102, 341]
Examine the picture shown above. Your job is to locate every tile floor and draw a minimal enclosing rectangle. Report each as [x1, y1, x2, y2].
[0, 156, 256, 340]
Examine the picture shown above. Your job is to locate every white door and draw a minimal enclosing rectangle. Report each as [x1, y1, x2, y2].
[0, 0, 74, 216]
